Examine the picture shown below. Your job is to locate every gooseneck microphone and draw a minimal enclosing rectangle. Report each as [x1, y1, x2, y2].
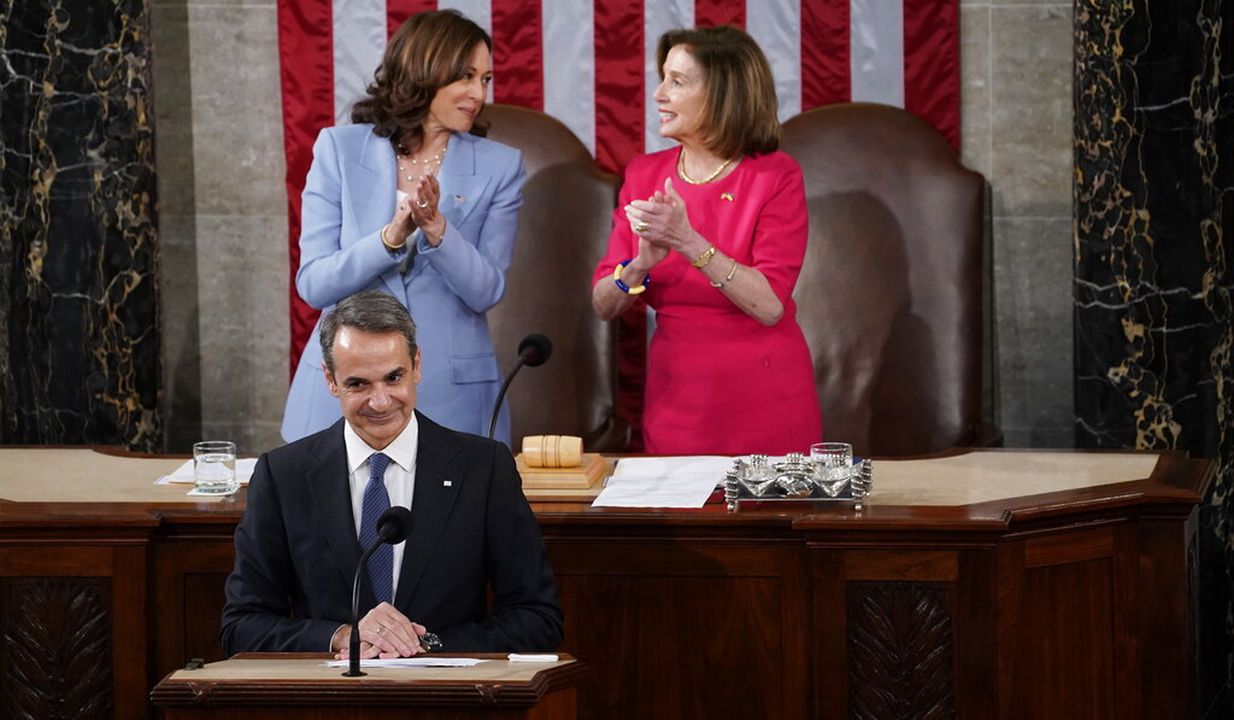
[342, 506, 414, 677]
[488, 334, 553, 439]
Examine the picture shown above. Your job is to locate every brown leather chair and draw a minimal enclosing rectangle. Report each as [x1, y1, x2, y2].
[783, 103, 994, 457]
[481, 105, 626, 450]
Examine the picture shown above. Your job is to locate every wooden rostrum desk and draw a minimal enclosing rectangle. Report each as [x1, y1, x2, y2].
[0, 447, 1213, 719]
[151, 653, 588, 719]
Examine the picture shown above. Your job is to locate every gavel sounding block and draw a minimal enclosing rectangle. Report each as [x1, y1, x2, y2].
[515, 453, 608, 490]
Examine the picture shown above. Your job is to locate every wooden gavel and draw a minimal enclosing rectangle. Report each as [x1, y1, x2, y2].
[521, 435, 583, 468]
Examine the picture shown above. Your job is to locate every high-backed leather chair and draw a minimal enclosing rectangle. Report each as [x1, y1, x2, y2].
[482, 105, 626, 450]
[783, 103, 992, 457]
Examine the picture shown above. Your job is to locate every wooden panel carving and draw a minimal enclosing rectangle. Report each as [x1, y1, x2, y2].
[847, 582, 956, 720]
[2, 578, 112, 719]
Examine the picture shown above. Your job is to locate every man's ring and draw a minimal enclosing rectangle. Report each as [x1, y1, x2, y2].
[376, 626, 386, 636]
[633, 221, 649, 233]
[417, 199, 429, 208]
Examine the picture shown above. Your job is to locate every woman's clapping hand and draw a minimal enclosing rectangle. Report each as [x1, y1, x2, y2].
[626, 178, 706, 259]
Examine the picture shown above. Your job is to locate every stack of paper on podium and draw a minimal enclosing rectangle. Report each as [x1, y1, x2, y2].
[591, 456, 731, 508]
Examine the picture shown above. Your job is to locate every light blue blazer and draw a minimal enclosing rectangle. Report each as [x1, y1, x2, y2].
[281, 124, 525, 445]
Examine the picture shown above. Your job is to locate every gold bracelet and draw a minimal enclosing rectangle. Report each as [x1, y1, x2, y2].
[380, 224, 405, 252]
[710, 259, 739, 289]
[692, 245, 717, 268]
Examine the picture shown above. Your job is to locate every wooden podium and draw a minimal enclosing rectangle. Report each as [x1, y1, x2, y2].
[150, 653, 587, 719]
[0, 448, 1216, 718]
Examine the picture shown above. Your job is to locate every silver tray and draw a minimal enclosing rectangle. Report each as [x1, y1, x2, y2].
[723, 455, 873, 511]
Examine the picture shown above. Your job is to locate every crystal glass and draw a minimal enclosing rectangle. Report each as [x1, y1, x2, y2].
[741, 454, 777, 496]
[193, 441, 238, 494]
[811, 442, 853, 497]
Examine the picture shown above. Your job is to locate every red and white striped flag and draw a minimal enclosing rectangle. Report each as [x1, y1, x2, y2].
[277, 0, 960, 371]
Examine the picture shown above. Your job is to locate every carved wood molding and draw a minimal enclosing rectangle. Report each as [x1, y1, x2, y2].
[2, 578, 112, 719]
[847, 582, 956, 719]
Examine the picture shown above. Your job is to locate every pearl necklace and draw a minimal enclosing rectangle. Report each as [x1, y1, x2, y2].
[397, 144, 447, 182]
[677, 149, 733, 185]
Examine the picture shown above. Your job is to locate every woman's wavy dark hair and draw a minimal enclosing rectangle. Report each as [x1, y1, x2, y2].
[351, 10, 492, 151]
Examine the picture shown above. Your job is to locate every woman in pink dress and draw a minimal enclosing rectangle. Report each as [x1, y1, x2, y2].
[592, 26, 822, 455]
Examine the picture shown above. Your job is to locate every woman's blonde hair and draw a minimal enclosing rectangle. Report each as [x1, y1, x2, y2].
[656, 26, 781, 158]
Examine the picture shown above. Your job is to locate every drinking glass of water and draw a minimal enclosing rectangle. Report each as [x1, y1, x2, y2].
[810, 441, 853, 497]
[193, 441, 238, 494]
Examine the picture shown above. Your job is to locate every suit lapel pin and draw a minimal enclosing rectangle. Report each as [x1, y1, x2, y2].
[443, 480, 453, 487]
[721, 192, 734, 202]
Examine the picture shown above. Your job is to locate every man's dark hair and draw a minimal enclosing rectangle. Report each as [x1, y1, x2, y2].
[319, 291, 418, 374]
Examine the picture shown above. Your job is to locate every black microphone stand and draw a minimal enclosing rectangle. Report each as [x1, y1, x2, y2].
[488, 356, 528, 440]
[488, 334, 552, 440]
[342, 542, 385, 677]
[342, 506, 413, 677]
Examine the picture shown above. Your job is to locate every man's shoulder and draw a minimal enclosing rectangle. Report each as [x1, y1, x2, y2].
[419, 412, 487, 447]
[263, 421, 344, 470]
[417, 413, 509, 466]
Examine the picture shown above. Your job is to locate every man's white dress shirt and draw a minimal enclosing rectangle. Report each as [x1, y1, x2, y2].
[342, 414, 419, 596]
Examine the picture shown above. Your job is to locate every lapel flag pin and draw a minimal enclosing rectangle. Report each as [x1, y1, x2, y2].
[443, 480, 453, 487]
[721, 192, 734, 202]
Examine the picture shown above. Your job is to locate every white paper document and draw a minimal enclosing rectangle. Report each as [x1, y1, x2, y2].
[591, 456, 732, 508]
[323, 657, 487, 668]
[156, 458, 258, 486]
[508, 653, 559, 662]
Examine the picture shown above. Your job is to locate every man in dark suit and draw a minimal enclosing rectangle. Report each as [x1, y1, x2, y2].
[221, 291, 562, 658]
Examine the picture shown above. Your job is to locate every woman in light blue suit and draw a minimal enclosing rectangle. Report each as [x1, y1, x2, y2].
[282, 10, 524, 445]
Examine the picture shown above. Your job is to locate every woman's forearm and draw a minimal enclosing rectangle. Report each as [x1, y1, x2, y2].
[592, 259, 653, 321]
[693, 247, 784, 326]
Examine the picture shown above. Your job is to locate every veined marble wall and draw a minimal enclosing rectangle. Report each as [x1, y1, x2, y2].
[0, 0, 161, 451]
[1073, 0, 1234, 715]
[1073, 0, 1229, 453]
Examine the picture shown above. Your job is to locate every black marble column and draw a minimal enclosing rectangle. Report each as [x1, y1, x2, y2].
[0, 0, 161, 450]
[1074, 0, 1233, 716]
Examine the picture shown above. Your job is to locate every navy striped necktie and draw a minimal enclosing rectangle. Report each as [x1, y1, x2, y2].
[357, 452, 393, 604]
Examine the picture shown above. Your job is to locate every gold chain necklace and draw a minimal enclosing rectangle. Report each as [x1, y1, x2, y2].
[677, 149, 733, 185]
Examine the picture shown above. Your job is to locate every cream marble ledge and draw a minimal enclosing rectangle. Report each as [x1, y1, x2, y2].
[863, 449, 1160, 506]
[0, 448, 1167, 509]
[0, 448, 231, 504]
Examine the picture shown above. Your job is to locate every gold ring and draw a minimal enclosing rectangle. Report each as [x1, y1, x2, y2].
[417, 199, 429, 208]
[633, 222, 649, 233]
